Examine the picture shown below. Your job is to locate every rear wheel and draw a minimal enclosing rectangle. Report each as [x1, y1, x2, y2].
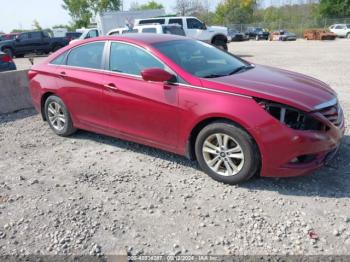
[195, 121, 260, 184]
[44, 95, 76, 137]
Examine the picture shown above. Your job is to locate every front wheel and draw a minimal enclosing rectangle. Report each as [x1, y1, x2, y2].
[3, 48, 13, 58]
[44, 95, 76, 137]
[195, 121, 260, 184]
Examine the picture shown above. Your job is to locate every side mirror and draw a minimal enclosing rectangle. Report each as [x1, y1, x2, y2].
[141, 68, 175, 83]
[15, 38, 20, 42]
[201, 23, 207, 30]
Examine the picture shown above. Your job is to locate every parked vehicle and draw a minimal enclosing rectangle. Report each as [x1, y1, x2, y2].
[245, 27, 270, 40]
[134, 16, 230, 50]
[96, 9, 166, 35]
[108, 24, 186, 36]
[304, 29, 336, 40]
[71, 9, 166, 44]
[228, 29, 248, 41]
[0, 33, 20, 41]
[65, 32, 82, 42]
[329, 24, 350, 38]
[0, 31, 69, 58]
[52, 28, 68, 38]
[28, 34, 344, 184]
[0, 51, 16, 72]
[270, 30, 297, 41]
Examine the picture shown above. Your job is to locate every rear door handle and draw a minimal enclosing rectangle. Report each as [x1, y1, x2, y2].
[59, 71, 66, 78]
[104, 83, 119, 91]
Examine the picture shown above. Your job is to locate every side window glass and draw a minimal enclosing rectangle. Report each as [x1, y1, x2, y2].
[169, 19, 183, 27]
[19, 33, 29, 41]
[50, 51, 68, 65]
[187, 18, 203, 29]
[31, 32, 42, 39]
[142, 28, 157, 33]
[109, 42, 164, 75]
[67, 42, 105, 69]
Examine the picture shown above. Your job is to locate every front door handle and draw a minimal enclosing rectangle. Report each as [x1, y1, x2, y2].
[104, 83, 119, 91]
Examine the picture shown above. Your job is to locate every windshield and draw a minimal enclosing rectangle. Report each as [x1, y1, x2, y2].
[153, 40, 251, 78]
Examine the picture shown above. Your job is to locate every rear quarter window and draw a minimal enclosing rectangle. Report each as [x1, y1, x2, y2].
[50, 51, 68, 65]
[142, 28, 157, 33]
[66, 42, 105, 69]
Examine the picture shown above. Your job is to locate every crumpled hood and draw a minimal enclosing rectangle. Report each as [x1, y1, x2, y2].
[200, 65, 336, 112]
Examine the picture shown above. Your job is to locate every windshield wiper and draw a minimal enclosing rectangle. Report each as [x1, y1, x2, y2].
[202, 74, 227, 78]
[228, 65, 254, 75]
[202, 65, 254, 79]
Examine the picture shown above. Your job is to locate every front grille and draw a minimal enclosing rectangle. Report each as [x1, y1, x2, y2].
[319, 103, 342, 127]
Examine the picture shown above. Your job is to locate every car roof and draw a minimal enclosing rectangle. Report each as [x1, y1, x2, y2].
[91, 33, 187, 45]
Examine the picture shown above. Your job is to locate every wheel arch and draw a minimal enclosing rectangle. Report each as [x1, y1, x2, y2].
[40, 91, 56, 121]
[185, 116, 262, 169]
[1, 45, 14, 54]
[211, 34, 228, 44]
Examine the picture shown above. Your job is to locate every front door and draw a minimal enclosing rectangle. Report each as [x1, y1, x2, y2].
[102, 41, 179, 149]
[55, 41, 109, 130]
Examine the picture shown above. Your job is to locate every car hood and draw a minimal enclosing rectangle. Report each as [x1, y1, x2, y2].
[200, 65, 336, 112]
[208, 26, 228, 35]
[0, 40, 14, 46]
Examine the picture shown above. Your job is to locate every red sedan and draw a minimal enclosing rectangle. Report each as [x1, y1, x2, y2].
[28, 34, 345, 184]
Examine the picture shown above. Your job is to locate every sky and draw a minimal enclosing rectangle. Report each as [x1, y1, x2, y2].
[0, 0, 307, 33]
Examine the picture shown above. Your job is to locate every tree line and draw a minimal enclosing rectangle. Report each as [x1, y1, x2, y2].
[10, 0, 350, 33]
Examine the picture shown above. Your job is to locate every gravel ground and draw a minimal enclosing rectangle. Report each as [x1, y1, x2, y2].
[1, 39, 350, 256]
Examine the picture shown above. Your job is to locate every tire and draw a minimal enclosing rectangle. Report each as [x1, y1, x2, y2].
[3, 48, 13, 58]
[44, 95, 76, 137]
[195, 121, 260, 184]
[213, 39, 228, 51]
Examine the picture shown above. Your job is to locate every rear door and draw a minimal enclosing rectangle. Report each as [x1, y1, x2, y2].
[30, 32, 46, 53]
[55, 41, 109, 130]
[102, 41, 179, 149]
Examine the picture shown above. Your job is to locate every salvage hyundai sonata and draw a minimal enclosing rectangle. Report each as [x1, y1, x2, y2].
[28, 34, 345, 184]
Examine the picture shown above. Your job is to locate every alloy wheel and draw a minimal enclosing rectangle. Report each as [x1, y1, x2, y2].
[47, 102, 66, 131]
[202, 133, 245, 177]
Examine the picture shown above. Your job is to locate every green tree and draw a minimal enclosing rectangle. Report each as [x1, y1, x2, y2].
[213, 0, 257, 25]
[62, 0, 121, 29]
[318, 0, 350, 18]
[32, 20, 42, 30]
[138, 1, 164, 10]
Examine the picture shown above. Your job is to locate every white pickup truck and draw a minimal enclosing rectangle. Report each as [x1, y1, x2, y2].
[134, 16, 230, 50]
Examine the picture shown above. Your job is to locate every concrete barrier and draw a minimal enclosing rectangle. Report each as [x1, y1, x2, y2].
[0, 70, 33, 114]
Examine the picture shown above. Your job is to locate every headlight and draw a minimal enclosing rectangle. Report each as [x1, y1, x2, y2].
[255, 99, 327, 131]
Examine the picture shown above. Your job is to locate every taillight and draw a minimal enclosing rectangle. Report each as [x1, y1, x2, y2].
[28, 70, 38, 80]
[0, 55, 12, 63]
